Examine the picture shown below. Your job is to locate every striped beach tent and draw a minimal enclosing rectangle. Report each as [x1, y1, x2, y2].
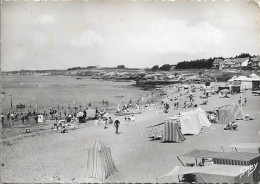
[230, 103, 244, 120]
[218, 108, 235, 124]
[213, 152, 260, 182]
[146, 121, 185, 143]
[86, 140, 118, 180]
[161, 121, 185, 143]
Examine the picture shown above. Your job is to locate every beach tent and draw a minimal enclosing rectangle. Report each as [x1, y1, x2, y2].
[194, 107, 211, 127]
[212, 152, 260, 182]
[146, 121, 185, 143]
[181, 110, 208, 128]
[86, 140, 117, 180]
[157, 165, 254, 183]
[179, 116, 201, 135]
[178, 149, 260, 182]
[230, 103, 244, 120]
[37, 115, 44, 123]
[218, 108, 235, 124]
[86, 109, 96, 119]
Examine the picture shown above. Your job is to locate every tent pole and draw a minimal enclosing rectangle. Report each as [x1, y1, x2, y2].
[221, 146, 224, 152]
[235, 147, 238, 152]
[177, 156, 185, 166]
[195, 158, 198, 166]
[178, 175, 180, 182]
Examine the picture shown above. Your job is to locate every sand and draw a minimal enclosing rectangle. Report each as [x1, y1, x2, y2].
[1, 84, 260, 183]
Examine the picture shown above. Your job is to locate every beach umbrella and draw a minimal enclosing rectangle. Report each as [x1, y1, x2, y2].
[220, 89, 230, 93]
[76, 111, 84, 117]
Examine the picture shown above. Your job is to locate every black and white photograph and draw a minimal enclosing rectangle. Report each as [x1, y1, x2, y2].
[1, 0, 260, 183]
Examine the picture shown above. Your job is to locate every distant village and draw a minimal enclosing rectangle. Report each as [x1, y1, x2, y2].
[3, 54, 260, 88]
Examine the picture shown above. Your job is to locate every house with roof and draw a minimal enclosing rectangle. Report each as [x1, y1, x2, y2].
[250, 56, 260, 69]
[222, 59, 235, 68]
[233, 58, 249, 68]
[212, 58, 224, 70]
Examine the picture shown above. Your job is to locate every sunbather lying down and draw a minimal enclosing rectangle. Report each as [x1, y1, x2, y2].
[224, 122, 238, 131]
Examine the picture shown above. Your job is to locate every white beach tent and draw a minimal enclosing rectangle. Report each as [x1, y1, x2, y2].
[179, 116, 201, 135]
[194, 107, 211, 127]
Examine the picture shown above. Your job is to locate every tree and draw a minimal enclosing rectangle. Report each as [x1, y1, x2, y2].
[117, 65, 126, 69]
[151, 65, 159, 71]
[159, 64, 172, 71]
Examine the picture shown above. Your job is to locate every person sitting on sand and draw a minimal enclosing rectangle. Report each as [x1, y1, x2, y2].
[245, 114, 250, 121]
[224, 123, 232, 130]
[108, 117, 113, 124]
[130, 115, 135, 121]
[231, 122, 238, 130]
[198, 158, 205, 166]
[117, 106, 121, 113]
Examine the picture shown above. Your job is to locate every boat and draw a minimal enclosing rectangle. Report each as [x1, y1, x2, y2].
[76, 77, 82, 79]
[1, 91, 5, 94]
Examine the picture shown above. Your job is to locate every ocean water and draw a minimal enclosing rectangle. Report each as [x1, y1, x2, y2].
[1, 75, 152, 113]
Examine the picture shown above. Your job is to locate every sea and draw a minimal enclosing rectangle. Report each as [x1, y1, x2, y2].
[1, 75, 154, 114]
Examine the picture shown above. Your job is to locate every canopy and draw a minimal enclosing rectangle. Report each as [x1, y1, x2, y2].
[158, 165, 254, 183]
[181, 149, 218, 158]
[212, 152, 260, 182]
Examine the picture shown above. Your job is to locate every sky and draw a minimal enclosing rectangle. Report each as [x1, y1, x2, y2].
[1, 0, 260, 71]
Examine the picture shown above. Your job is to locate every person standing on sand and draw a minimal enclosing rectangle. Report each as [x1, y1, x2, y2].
[1, 113, 4, 124]
[244, 97, 247, 106]
[55, 112, 58, 122]
[114, 119, 120, 134]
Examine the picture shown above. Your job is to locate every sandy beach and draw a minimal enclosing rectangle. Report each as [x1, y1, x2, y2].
[2, 83, 260, 183]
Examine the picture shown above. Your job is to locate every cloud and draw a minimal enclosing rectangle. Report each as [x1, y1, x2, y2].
[125, 19, 226, 55]
[35, 14, 55, 25]
[70, 30, 103, 48]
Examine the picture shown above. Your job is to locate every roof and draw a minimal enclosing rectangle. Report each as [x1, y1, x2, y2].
[250, 73, 260, 79]
[181, 149, 260, 161]
[224, 59, 234, 65]
[233, 76, 252, 81]
[212, 151, 260, 162]
[251, 56, 260, 62]
[213, 59, 224, 64]
[158, 165, 246, 178]
[234, 57, 249, 63]
[181, 149, 219, 158]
